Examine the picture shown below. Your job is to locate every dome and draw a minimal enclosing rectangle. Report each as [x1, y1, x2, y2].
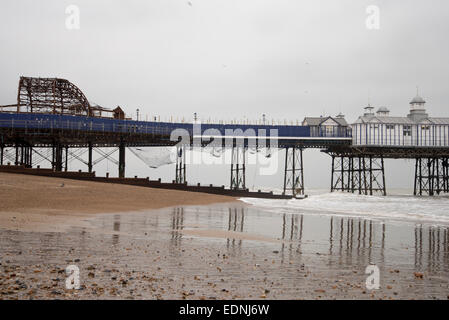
[410, 95, 426, 104]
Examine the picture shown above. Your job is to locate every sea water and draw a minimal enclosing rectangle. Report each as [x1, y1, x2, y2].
[241, 189, 449, 226]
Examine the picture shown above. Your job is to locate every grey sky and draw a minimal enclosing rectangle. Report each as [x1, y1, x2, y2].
[1, 0, 448, 191]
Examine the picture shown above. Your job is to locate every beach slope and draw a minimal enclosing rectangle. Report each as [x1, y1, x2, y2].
[0, 172, 235, 231]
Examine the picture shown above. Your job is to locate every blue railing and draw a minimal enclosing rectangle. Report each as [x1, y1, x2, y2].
[0, 112, 354, 139]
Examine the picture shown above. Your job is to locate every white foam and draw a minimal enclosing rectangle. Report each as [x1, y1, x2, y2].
[240, 192, 449, 225]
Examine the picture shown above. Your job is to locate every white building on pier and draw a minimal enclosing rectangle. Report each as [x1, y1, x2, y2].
[352, 93, 449, 147]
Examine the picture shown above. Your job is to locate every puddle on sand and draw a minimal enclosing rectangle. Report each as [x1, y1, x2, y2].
[1, 202, 449, 300]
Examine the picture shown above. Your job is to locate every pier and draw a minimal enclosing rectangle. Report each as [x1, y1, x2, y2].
[1, 76, 449, 197]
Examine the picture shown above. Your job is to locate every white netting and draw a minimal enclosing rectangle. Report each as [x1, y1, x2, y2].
[209, 147, 224, 158]
[129, 147, 176, 168]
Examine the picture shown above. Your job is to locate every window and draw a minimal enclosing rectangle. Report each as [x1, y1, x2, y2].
[386, 124, 394, 130]
[325, 126, 334, 136]
[421, 125, 430, 130]
[403, 125, 412, 136]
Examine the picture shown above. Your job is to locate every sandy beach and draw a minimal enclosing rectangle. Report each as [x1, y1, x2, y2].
[0, 172, 236, 232]
[1, 173, 449, 300]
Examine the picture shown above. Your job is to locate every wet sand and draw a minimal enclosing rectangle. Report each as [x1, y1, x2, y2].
[1, 174, 449, 300]
[0, 172, 236, 232]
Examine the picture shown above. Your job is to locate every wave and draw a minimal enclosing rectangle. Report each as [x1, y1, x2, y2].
[240, 192, 449, 226]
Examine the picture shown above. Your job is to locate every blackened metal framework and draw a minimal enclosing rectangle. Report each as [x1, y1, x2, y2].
[230, 145, 246, 190]
[15, 77, 111, 117]
[175, 145, 186, 184]
[10, 144, 34, 168]
[283, 147, 304, 196]
[326, 145, 449, 196]
[414, 157, 449, 196]
[330, 155, 386, 195]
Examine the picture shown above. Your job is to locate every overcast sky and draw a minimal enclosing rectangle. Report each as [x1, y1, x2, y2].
[1, 0, 448, 191]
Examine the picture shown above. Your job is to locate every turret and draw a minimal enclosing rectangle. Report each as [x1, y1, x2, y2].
[408, 89, 428, 121]
[363, 104, 374, 116]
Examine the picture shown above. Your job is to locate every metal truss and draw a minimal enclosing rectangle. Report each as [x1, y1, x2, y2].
[331, 155, 386, 196]
[175, 145, 186, 184]
[15, 77, 111, 117]
[230, 145, 246, 190]
[283, 147, 304, 196]
[414, 157, 449, 196]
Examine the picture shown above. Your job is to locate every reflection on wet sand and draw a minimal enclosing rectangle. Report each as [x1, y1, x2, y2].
[112, 214, 121, 245]
[166, 204, 449, 281]
[171, 207, 184, 246]
[415, 225, 449, 272]
[227, 208, 245, 250]
[1, 202, 449, 299]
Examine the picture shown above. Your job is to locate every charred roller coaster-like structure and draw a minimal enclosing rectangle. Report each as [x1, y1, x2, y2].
[0, 76, 119, 118]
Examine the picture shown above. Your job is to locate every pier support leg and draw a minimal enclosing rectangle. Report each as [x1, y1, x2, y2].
[230, 144, 246, 190]
[331, 155, 351, 192]
[23, 146, 32, 168]
[118, 142, 125, 178]
[88, 142, 93, 173]
[175, 145, 186, 184]
[15, 145, 19, 165]
[65, 146, 68, 172]
[51, 146, 55, 169]
[367, 156, 386, 195]
[20, 145, 24, 166]
[53, 144, 63, 171]
[30, 147, 33, 168]
[283, 146, 304, 196]
[331, 154, 385, 196]
[443, 158, 449, 193]
[414, 157, 449, 196]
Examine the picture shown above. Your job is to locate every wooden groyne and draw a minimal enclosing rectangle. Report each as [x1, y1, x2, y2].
[0, 165, 294, 199]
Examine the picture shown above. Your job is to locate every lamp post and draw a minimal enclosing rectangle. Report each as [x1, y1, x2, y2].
[262, 114, 266, 125]
[136, 108, 140, 121]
